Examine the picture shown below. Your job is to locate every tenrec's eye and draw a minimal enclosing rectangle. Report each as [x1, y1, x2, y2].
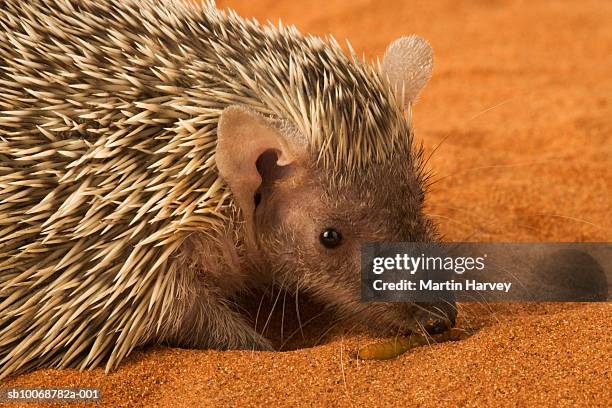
[319, 228, 342, 249]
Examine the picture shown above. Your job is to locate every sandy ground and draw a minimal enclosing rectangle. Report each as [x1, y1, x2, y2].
[2, 0, 611, 406]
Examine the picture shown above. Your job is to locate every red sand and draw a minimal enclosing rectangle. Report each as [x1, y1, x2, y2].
[2, 0, 611, 406]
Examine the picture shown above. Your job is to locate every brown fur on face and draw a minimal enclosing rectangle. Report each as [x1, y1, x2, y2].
[252, 153, 455, 336]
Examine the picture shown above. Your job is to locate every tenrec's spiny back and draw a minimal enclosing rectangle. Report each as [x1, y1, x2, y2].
[0, 0, 411, 378]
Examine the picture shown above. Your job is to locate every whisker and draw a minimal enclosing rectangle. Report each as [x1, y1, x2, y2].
[310, 304, 376, 347]
[411, 303, 448, 323]
[260, 273, 290, 336]
[314, 315, 347, 346]
[279, 307, 332, 350]
[420, 133, 453, 175]
[280, 287, 288, 344]
[532, 213, 607, 231]
[465, 292, 499, 324]
[432, 159, 555, 185]
[414, 318, 439, 363]
[294, 278, 306, 343]
[421, 97, 521, 176]
[253, 289, 267, 336]
[428, 204, 557, 238]
[342, 321, 363, 339]
[427, 213, 480, 230]
[466, 98, 516, 122]
[432, 303, 456, 326]
[339, 336, 350, 400]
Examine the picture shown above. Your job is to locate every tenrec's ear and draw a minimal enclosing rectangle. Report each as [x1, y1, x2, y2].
[381, 35, 433, 110]
[216, 105, 302, 225]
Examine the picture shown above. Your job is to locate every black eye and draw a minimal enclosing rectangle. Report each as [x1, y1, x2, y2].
[320, 228, 342, 249]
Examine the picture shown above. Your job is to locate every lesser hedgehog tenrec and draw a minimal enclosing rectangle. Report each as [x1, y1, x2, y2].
[0, 0, 455, 378]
